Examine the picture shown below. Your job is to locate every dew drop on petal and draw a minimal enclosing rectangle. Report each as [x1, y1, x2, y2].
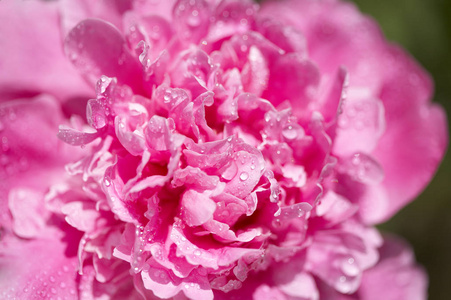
[348, 153, 384, 184]
[282, 125, 297, 140]
[239, 172, 249, 181]
[187, 10, 201, 27]
[341, 257, 359, 277]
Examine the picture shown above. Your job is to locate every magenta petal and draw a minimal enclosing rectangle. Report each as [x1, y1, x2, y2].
[64, 19, 143, 92]
[263, 53, 320, 118]
[253, 285, 287, 300]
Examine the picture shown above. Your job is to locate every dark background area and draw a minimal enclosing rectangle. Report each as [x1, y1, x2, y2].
[350, 0, 451, 299]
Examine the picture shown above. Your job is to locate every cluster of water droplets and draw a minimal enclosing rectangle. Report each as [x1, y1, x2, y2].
[132, 224, 150, 273]
[333, 255, 361, 294]
[338, 99, 382, 132]
[1, 263, 78, 300]
[342, 152, 384, 185]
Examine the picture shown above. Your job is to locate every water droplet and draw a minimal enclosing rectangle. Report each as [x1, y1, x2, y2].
[282, 125, 297, 140]
[187, 10, 201, 26]
[104, 177, 111, 187]
[239, 172, 249, 181]
[194, 249, 201, 256]
[1, 136, 9, 152]
[348, 153, 384, 184]
[271, 190, 279, 202]
[49, 276, 56, 283]
[336, 275, 354, 294]
[163, 93, 171, 103]
[341, 257, 359, 277]
[0, 154, 9, 166]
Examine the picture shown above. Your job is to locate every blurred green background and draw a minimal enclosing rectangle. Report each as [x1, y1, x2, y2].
[350, 0, 451, 299]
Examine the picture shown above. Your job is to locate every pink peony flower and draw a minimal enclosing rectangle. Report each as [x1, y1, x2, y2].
[0, 0, 447, 299]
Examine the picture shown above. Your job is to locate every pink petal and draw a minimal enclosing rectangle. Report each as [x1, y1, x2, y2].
[8, 188, 49, 239]
[241, 46, 269, 97]
[181, 190, 216, 226]
[141, 263, 213, 300]
[263, 53, 320, 119]
[372, 104, 447, 222]
[0, 231, 80, 299]
[334, 97, 385, 156]
[172, 0, 211, 43]
[60, 0, 133, 36]
[0, 0, 91, 103]
[358, 235, 428, 300]
[64, 18, 143, 92]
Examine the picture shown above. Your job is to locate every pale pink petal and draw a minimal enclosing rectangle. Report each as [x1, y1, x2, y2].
[358, 236, 428, 300]
[181, 190, 216, 226]
[60, 0, 133, 36]
[8, 188, 50, 239]
[0, 0, 91, 103]
[64, 18, 143, 92]
[372, 104, 447, 222]
[0, 231, 81, 299]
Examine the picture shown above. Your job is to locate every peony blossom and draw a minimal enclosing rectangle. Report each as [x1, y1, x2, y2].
[0, 0, 447, 299]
